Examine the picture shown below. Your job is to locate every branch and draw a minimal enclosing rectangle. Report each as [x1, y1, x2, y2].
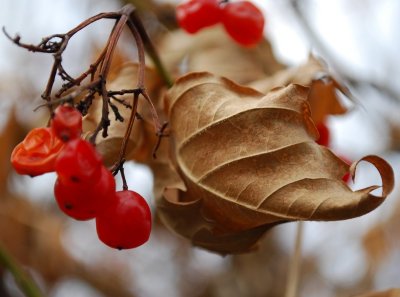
[128, 11, 173, 87]
[5, 3, 172, 173]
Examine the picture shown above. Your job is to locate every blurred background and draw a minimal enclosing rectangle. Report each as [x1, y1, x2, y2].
[0, 0, 400, 296]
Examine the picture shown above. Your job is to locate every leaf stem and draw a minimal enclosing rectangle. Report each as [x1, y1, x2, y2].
[0, 243, 43, 297]
[284, 221, 304, 297]
[119, 91, 140, 163]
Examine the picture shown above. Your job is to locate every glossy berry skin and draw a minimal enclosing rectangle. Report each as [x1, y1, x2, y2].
[316, 122, 330, 146]
[96, 190, 152, 250]
[55, 139, 103, 185]
[11, 127, 64, 176]
[221, 1, 265, 47]
[54, 166, 116, 220]
[176, 0, 222, 34]
[51, 105, 82, 142]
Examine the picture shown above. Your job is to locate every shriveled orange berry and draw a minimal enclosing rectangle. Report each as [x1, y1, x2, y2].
[11, 127, 64, 176]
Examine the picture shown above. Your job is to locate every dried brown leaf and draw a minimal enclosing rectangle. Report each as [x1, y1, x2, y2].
[250, 55, 327, 91]
[159, 26, 284, 84]
[157, 72, 394, 254]
[308, 75, 348, 123]
[250, 55, 348, 123]
[159, 189, 275, 253]
[353, 289, 400, 297]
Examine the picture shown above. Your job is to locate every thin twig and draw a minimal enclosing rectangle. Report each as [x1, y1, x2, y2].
[110, 96, 133, 109]
[152, 121, 169, 159]
[290, 0, 400, 102]
[5, 3, 172, 173]
[89, 9, 132, 142]
[118, 91, 140, 165]
[128, 11, 173, 87]
[55, 47, 108, 98]
[120, 161, 128, 190]
[33, 79, 101, 111]
[109, 99, 125, 122]
[126, 18, 145, 88]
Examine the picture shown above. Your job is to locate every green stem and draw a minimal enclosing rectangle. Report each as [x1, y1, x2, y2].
[0, 243, 43, 297]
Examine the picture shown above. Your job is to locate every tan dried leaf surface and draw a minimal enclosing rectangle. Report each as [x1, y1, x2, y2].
[250, 55, 348, 123]
[158, 72, 394, 254]
[353, 289, 400, 297]
[159, 26, 284, 84]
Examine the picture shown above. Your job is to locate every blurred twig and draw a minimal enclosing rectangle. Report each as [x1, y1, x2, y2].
[121, 0, 177, 30]
[290, 0, 400, 103]
[0, 243, 43, 297]
[284, 222, 303, 297]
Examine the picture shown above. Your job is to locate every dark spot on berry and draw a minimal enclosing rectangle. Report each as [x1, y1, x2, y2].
[61, 134, 70, 142]
[117, 246, 124, 250]
[70, 176, 80, 183]
[65, 203, 73, 210]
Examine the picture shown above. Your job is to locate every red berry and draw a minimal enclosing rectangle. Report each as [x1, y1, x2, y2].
[96, 190, 152, 250]
[51, 105, 82, 142]
[54, 166, 116, 220]
[55, 139, 103, 185]
[176, 0, 222, 34]
[339, 156, 352, 183]
[221, 1, 265, 47]
[316, 122, 330, 146]
[11, 127, 64, 176]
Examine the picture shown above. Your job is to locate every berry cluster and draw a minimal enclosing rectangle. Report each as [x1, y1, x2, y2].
[11, 105, 151, 250]
[176, 0, 265, 47]
[316, 121, 351, 183]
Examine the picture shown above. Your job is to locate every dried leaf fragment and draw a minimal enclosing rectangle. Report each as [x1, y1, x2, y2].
[157, 72, 394, 254]
[250, 55, 348, 123]
[159, 26, 284, 84]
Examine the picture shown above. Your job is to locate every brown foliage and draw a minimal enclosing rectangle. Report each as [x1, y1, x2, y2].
[0, 108, 20, 194]
[0, 193, 138, 297]
[353, 289, 400, 297]
[83, 63, 162, 166]
[156, 72, 394, 254]
[159, 26, 284, 84]
[250, 55, 348, 123]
